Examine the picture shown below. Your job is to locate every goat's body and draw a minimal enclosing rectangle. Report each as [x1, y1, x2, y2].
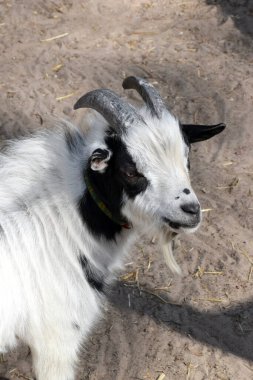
[0, 123, 134, 379]
[0, 77, 225, 380]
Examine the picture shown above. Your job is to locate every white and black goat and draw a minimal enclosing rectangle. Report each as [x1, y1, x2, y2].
[0, 76, 225, 380]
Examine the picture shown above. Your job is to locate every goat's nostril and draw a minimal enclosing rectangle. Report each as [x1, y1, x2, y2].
[183, 188, 191, 195]
[181, 202, 200, 215]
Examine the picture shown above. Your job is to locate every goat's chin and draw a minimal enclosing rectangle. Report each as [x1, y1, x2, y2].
[179, 222, 201, 234]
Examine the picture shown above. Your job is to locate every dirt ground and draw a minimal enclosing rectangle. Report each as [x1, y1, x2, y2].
[0, 0, 253, 379]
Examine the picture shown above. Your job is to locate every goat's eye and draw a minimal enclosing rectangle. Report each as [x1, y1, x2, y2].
[125, 169, 138, 178]
[121, 167, 139, 178]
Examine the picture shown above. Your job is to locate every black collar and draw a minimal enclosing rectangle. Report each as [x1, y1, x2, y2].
[84, 173, 132, 229]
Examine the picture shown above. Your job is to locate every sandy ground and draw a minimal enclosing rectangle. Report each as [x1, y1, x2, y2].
[0, 0, 253, 379]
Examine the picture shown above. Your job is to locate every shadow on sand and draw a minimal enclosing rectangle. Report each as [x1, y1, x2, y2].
[206, 0, 253, 37]
[109, 282, 253, 363]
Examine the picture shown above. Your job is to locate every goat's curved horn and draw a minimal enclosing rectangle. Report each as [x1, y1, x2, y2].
[122, 76, 166, 119]
[74, 89, 145, 132]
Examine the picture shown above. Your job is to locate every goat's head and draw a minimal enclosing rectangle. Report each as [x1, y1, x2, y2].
[74, 77, 225, 238]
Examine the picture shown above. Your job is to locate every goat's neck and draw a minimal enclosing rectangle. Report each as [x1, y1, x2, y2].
[78, 186, 137, 273]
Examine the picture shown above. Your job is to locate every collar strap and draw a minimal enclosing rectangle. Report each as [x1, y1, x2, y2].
[84, 173, 132, 229]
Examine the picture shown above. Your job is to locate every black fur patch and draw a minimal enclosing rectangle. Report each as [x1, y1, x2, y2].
[79, 255, 104, 292]
[79, 190, 122, 240]
[108, 136, 149, 199]
[79, 134, 148, 240]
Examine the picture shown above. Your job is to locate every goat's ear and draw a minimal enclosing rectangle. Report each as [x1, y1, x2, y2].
[89, 148, 112, 172]
[182, 123, 226, 144]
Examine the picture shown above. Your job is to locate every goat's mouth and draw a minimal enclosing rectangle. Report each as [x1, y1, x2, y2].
[162, 217, 201, 231]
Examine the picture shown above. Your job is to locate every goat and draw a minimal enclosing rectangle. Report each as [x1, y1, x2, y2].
[0, 76, 225, 380]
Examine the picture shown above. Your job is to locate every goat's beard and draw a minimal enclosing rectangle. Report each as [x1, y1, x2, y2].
[125, 207, 182, 274]
[158, 228, 181, 275]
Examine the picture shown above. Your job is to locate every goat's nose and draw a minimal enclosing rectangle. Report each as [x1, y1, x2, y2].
[181, 202, 200, 215]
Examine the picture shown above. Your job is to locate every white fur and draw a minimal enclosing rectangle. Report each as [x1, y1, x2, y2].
[0, 107, 200, 380]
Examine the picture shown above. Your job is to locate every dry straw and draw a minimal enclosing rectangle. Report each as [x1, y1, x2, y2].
[41, 32, 69, 42]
